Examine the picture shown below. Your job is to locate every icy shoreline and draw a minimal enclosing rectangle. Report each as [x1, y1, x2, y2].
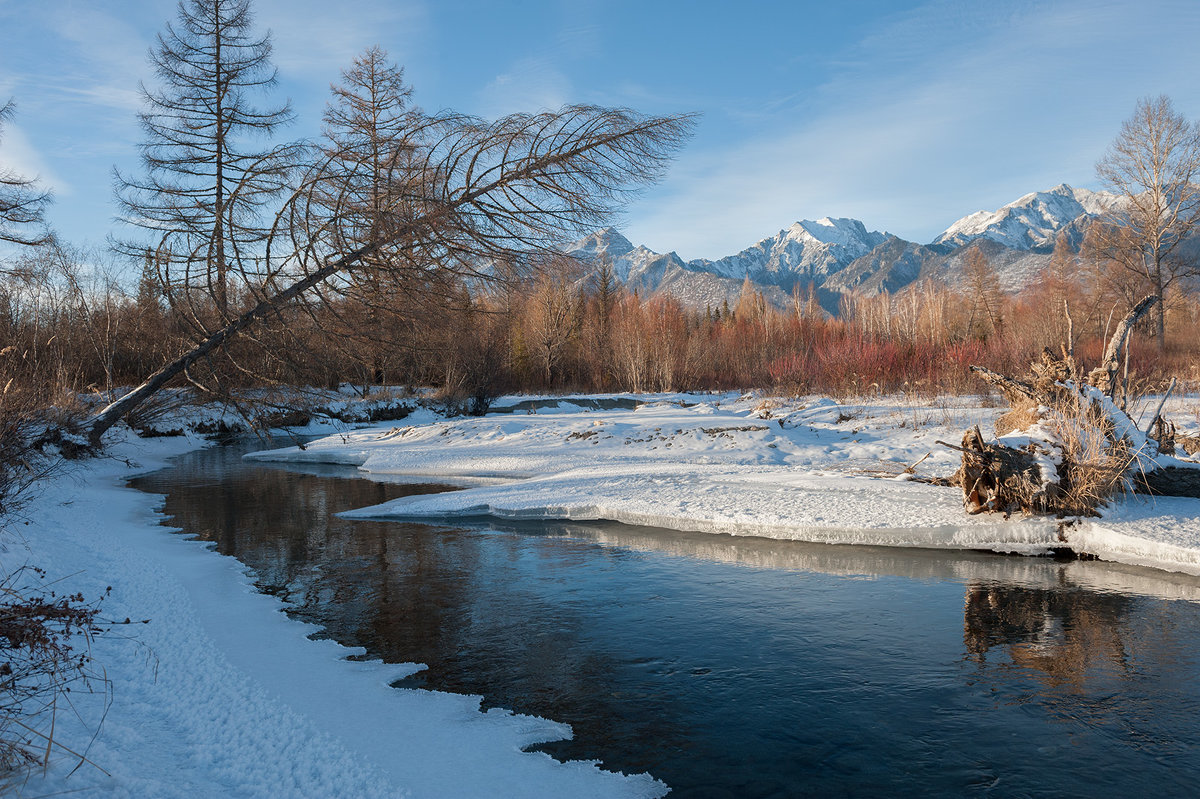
[10, 429, 666, 798]
[15, 390, 1200, 795]
[248, 393, 1200, 577]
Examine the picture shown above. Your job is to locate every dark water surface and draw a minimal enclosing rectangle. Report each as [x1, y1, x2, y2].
[130, 439, 1200, 798]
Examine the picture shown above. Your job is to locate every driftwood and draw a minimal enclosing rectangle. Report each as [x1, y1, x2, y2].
[1136, 467, 1200, 499]
[946, 427, 1047, 515]
[950, 294, 1200, 516]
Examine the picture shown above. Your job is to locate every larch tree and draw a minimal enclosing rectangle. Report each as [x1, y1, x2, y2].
[306, 46, 428, 385]
[962, 246, 1003, 340]
[1095, 95, 1200, 349]
[114, 0, 297, 324]
[89, 96, 694, 442]
[0, 101, 52, 249]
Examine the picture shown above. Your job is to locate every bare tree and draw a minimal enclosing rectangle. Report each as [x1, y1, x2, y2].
[962, 246, 1003, 339]
[89, 104, 694, 442]
[1095, 95, 1200, 348]
[585, 255, 619, 386]
[303, 46, 427, 385]
[525, 259, 582, 386]
[114, 0, 297, 322]
[0, 101, 52, 248]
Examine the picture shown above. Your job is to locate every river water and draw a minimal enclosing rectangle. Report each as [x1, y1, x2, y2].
[130, 439, 1200, 798]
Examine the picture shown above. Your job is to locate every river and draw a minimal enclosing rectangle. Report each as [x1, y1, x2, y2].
[130, 438, 1200, 798]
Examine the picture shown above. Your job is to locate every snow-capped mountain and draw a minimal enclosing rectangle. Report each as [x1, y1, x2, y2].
[691, 218, 887, 287]
[566, 184, 1122, 314]
[932, 183, 1119, 250]
[565, 227, 694, 288]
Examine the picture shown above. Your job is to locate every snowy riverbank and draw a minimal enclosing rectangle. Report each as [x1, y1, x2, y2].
[14, 390, 1200, 795]
[10, 428, 665, 798]
[249, 393, 1200, 576]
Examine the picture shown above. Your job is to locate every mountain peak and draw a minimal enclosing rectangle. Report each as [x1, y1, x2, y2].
[563, 181, 1123, 311]
[568, 226, 635, 259]
[933, 184, 1107, 250]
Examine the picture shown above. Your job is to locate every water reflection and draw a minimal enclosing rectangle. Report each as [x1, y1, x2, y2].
[130, 441, 1200, 798]
[964, 582, 1135, 681]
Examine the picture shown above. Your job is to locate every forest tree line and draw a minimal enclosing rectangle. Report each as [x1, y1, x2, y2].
[3, 228, 1198, 418]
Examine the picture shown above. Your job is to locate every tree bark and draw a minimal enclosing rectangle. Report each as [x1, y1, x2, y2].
[1086, 294, 1158, 397]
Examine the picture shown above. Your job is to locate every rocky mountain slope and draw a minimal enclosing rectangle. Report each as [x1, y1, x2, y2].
[566, 184, 1121, 314]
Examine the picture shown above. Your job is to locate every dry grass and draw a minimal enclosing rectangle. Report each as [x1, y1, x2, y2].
[0, 367, 112, 784]
[1036, 389, 1152, 515]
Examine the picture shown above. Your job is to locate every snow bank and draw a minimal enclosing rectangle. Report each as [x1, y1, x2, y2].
[247, 395, 1200, 577]
[12, 431, 665, 798]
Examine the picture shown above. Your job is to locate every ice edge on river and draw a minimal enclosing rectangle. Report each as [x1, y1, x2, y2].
[247, 395, 1200, 579]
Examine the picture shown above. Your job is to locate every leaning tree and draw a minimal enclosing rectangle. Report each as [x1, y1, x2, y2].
[90, 102, 694, 443]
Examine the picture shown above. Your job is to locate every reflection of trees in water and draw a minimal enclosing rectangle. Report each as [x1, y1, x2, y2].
[964, 579, 1137, 686]
[137, 452, 688, 775]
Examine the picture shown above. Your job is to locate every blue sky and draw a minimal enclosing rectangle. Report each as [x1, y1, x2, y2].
[2, 0, 1200, 261]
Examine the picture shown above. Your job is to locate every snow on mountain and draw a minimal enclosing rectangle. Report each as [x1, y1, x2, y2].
[565, 229, 687, 285]
[933, 183, 1119, 251]
[565, 229, 753, 308]
[568, 227, 635, 263]
[564, 184, 1126, 313]
[824, 236, 934, 297]
[690, 218, 888, 288]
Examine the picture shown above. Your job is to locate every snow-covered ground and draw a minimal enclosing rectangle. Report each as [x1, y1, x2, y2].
[12, 390, 1200, 796]
[9, 426, 665, 798]
[249, 393, 1200, 576]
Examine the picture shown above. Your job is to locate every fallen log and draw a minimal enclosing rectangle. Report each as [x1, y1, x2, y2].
[951, 294, 1200, 516]
[1136, 466, 1200, 500]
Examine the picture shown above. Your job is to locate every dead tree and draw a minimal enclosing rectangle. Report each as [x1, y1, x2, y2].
[951, 294, 1200, 515]
[113, 0, 298, 323]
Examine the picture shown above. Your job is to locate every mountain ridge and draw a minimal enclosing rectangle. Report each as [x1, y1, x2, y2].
[565, 184, 1121, 313]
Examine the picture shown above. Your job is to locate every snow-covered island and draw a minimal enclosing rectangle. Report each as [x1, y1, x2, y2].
[249, 393, 1200, 576]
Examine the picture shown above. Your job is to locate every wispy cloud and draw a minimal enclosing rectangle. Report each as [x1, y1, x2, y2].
[260, 0, 430, 81]
[0, 119, 70, 197]
[625, 0, 1200, 260]
[479, 58, 572, 116]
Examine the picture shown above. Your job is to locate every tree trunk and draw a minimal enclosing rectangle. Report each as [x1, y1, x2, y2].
[1137, 467, 1200, 499]
[952, 294, 1200, 516]
[87, 240, 377, 444]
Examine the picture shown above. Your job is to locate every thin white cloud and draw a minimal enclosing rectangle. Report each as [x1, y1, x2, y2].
[479, 57, 572, 116]
[624, 0, 1200, 260]
[50, 2, 150, 80]
[0, 119, 70, 197]
[259, 0, 430, 80]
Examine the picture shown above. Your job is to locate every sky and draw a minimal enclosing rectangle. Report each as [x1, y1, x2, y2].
[2, 0, 1200, 263]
